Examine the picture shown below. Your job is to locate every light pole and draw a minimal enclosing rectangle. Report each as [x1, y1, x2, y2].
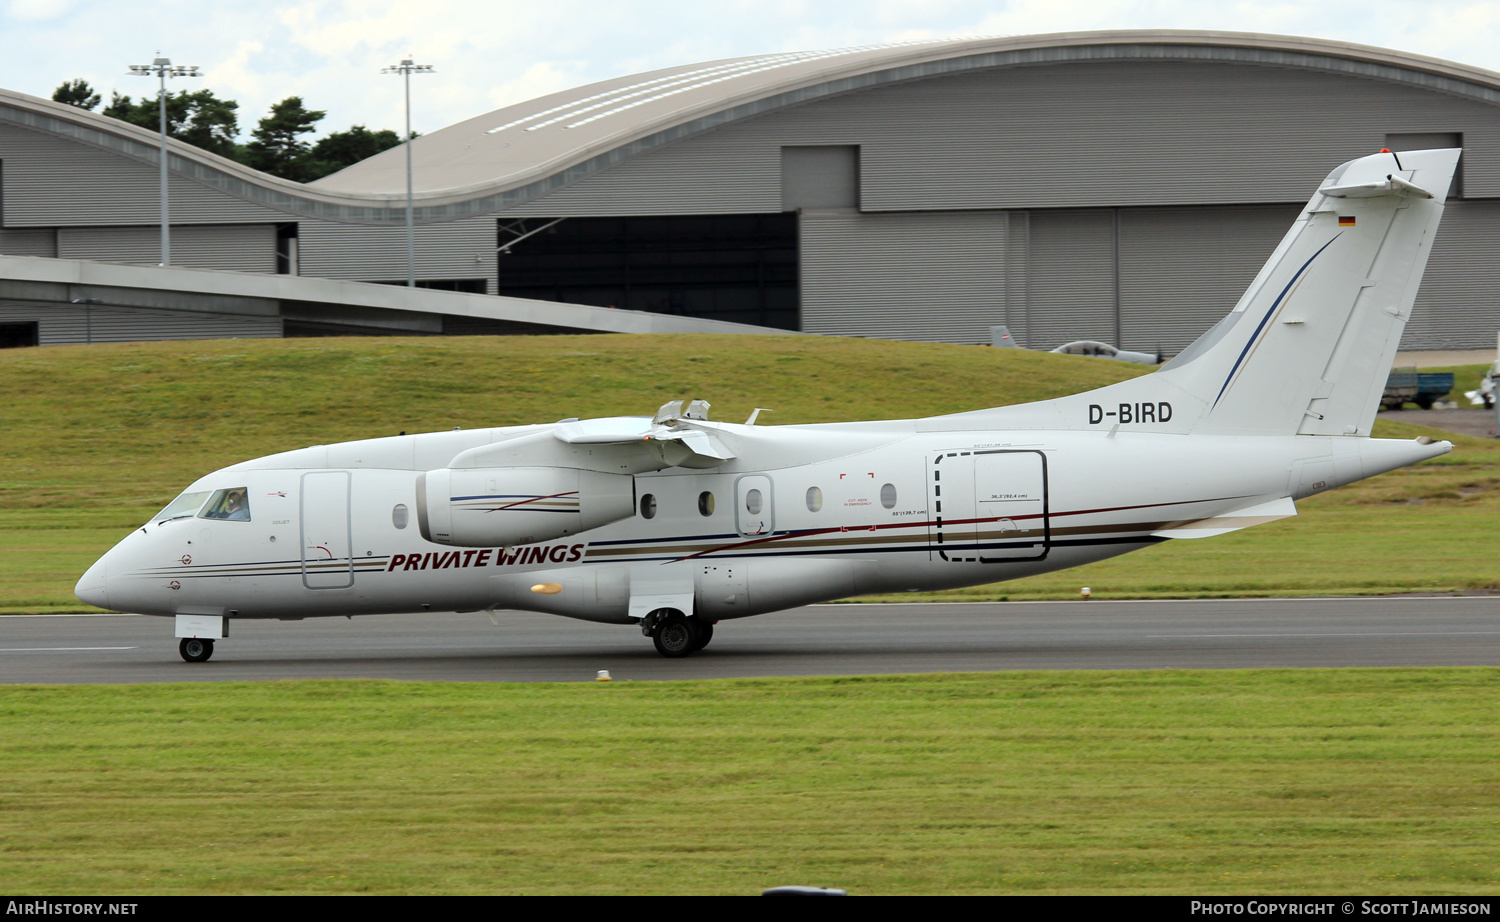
[382, 57, 433, 288]
[128, 54, 201, 267]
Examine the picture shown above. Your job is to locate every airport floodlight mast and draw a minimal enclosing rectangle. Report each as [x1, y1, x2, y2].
[382, 56, 434, 288]
[127, 54, 201, 267]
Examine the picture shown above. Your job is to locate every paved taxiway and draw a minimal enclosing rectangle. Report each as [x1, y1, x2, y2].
[2, 597, 1496, 684]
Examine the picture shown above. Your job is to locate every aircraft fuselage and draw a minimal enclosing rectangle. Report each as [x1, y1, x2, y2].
[81, 421, 1408, 625]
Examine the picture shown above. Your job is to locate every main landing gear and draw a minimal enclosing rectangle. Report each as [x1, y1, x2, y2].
[179, 637, 215, 663]
[641, 609, 714, 658]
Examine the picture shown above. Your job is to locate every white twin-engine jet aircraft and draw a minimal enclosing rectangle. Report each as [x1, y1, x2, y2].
[77, 148, 1460, 662]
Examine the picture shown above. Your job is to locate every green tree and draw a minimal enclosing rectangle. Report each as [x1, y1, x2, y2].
[81, 84, 399, 183]
[52, 79, 101, 110]
[245, 96, 325, 181]
[304, 124, 403, 179]
[176, 90, 240, 160]
[101, 91, 144, 124]
[99, 88, 239, 159]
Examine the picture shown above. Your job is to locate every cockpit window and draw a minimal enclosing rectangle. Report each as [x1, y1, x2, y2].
[199, 488, 252, 522]
[155, 491, 210, 524]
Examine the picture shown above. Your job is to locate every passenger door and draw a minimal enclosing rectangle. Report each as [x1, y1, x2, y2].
[301, 471, 354, 589]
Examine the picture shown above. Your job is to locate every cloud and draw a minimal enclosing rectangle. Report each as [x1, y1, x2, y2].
[5, 0, 76, 21]
[485, 60, 591, 113]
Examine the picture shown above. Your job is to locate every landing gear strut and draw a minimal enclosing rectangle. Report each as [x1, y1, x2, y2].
[179, 637, 215, 663]
[641, 609, 714, 658]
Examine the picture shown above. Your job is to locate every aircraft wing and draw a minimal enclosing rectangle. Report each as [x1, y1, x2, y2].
[555, 416, 737, 468]
[446, 412, 737, 474]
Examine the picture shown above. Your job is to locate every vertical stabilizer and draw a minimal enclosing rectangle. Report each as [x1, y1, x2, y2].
[1156, 148, 1459, 436]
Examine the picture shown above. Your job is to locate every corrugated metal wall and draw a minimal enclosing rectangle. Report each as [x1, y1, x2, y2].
[1117, 204, 1302, 353]
[799, 209, 1007, 342]
[0, 226, 55, 256]
[856, 64, 1500, 209]
[56, 224, 278, 273]
[299, 218, 497, 291]
[500, 125, 782, 217]
[0, 299, 281, 345]
[1406, 198, 1500, 349]
[0, 124, 286, 226]
[502, 61, 1500, 218]
[1021, 209, 1118, 349]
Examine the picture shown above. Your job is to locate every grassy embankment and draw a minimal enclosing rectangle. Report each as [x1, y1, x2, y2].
[1, 334, 1496, 612]
[1, 671, 1496, 895]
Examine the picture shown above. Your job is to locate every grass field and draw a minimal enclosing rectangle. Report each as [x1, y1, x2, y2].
[1, 671, 1495, 895]
[1, 334, 1496, 612]
[2, 337, 1496, 897]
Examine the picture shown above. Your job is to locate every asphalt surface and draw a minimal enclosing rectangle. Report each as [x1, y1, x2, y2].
[1382, 406, 1496, 438]
[2, 597, 1497, 684]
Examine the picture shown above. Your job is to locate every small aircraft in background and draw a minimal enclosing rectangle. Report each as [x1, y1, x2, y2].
[78, 148, 1461, 661]
[1049, 340, 1162, 365]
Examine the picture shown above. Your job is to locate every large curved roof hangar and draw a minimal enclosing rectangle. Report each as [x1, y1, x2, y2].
[9, 30, 1500, 224]
[313, 29, 1500, 209]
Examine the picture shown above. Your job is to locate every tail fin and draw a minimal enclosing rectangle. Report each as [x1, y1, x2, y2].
[1168, 148, 1458, 436]
[1036, 148, 1460, 437]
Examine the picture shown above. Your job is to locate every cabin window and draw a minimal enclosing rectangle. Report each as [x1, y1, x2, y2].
[200, 487, 251, 521]
[640, 494, 657, 519]
[698, 491, 715, 516]
[881, 483, 897, 509]
[806, 486, 823, 512]
[156, 491, 210, 524]
[745, 488, 763, 515]
[392, 504, 409, 529]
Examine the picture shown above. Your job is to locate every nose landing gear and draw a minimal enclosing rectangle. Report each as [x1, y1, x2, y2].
[641, 609, 714, 658]
[179, 637, 215, 663]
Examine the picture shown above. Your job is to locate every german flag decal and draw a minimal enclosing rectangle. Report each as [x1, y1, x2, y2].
[1339, 216, 1356, 227]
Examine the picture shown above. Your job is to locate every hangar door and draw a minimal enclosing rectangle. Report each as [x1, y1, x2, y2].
[928, 450, 1049, 563]
[1009, 204, 1303, 353]
[799, 209, 1009, 343]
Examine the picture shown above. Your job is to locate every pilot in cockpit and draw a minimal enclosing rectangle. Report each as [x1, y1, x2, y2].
[201, 488, 251, 521]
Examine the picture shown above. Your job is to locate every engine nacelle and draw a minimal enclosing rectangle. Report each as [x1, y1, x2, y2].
[417, 467, 635, 547]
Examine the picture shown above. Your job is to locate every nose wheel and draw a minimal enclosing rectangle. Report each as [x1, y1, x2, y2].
[179, 637, 215, 663]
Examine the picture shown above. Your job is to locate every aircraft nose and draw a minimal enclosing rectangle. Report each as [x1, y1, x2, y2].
[74, 557, 111, 610]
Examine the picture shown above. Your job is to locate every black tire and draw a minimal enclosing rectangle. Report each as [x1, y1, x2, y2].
[179, 637, 214, 663]
[652, 616, 700, 658]
[1416, 396, 1434, 410]
[691, 621, 714, 652]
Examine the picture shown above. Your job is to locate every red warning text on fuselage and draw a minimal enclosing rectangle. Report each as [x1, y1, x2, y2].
[387, 544, 586, 572]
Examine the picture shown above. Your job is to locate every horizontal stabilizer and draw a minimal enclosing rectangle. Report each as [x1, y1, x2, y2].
[1151, 496, 1297, 539]
[1320, 173, 1434, 199]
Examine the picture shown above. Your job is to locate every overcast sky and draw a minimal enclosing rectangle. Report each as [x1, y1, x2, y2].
[4, 1, 1500, 140]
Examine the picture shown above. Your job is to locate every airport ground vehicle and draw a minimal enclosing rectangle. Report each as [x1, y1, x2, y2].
[1383, 368, 1455, 409]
